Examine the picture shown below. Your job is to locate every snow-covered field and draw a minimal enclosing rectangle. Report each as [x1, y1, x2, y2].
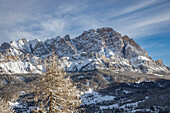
[81, 88, 115, 105]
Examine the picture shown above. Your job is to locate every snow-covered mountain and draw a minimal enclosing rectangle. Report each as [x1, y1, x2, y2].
[0, 27, 169, 74]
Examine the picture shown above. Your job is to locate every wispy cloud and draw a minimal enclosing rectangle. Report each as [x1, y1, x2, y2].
[40, 19, 66, 33]
[104, 0, 159, 20]
[106, 1, 170, 38]
[142, 43, 166, 49]
[151, 52, 170, 57]
[0, 0, 170, 65]
[0, 0, 170, 42]
[0, 0, 88, 42]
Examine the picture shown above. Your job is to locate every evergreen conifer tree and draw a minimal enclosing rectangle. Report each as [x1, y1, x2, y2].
[0, 98, 14, 113]
[33, 53, 81, 113]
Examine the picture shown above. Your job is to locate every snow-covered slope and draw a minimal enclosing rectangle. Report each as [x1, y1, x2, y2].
[0, 27, 169, 74]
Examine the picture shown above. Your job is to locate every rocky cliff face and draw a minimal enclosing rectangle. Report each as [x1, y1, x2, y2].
[0, 27, 169, 74]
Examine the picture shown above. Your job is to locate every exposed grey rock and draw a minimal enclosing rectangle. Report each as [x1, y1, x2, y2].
[0, 27, 169, 74]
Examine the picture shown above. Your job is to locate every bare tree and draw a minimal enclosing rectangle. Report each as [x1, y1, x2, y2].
[33, 53, 81, 113]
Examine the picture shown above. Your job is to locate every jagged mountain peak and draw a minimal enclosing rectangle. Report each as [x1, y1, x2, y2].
[63, 34, 71, 41]
[0, 27, 169, 74]
[97, 27, 118, 34]
[79, 27, 119, 38]
[17, 38, 29, 44]
[0, 42, 11, 50]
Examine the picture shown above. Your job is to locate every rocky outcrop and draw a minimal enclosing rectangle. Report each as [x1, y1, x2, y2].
[155, 59, 163, 65]
[0, 42, 11, 50]
[33, 41, 49, 56]
[44, 36, 77, 57]
[63, 34, 71, 41]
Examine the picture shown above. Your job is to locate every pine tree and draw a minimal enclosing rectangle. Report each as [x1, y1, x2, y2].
[33, 53, 81, 113]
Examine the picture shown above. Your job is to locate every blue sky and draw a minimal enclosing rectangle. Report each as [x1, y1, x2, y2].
[0, 0, 170, 66]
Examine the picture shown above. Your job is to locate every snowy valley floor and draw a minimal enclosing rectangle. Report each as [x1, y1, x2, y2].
[0, 70, 170, 113]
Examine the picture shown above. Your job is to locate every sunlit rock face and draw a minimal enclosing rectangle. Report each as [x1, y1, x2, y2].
[0, 27, 169, 74]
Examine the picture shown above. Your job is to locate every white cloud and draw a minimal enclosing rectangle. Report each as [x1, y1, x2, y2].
[40, 19, 66, 33]
[142, 43, 166, 49]
[129, 12, 170, 29]
[4, 29, 39, 41]
[118, 0, 158, 15]
[105, 2, 170, 38]
[103, 0, 159, 20]
[0, 0, 170, 43]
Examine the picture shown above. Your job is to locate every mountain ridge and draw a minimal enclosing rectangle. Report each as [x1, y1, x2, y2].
[0, 27, 169, 74]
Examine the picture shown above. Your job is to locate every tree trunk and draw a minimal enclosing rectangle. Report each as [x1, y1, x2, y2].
[49, 92, 53, 113]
